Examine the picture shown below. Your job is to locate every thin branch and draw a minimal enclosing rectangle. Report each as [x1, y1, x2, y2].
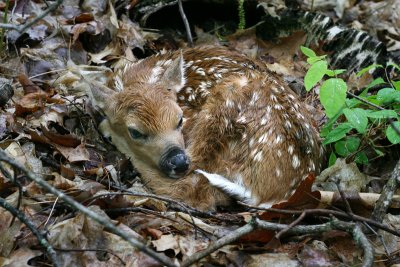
[181, 220, 256, 267]
[0, 197, 60, 267]
[0, 0, 63, 33]
[372, 159, 400, 222]
[178, 0, 193, 47]
[351, 223, 375, 267]
[0, 149, 177, 267]
[183, 217, 375, 267]
[238, 202, 400, 237]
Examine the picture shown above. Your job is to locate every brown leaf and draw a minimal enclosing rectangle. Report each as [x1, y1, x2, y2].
[54, 143, 90, 162]
[260, 173, 321, 221]
[65, 13, 94, 24]
[42, 125, 81, 148]
[240, 174, 320, 243]
[14, 91, 47, 116]
[18, 74, 41, 94]
[144, 228, 163, 240]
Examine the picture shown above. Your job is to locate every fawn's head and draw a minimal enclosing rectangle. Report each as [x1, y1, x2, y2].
[87, 54, 190, 178]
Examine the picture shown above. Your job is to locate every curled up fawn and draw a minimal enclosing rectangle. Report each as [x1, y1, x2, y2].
[87, 46, 323, 210]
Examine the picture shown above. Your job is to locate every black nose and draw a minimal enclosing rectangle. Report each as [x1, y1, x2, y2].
[160, 148, 190, 177]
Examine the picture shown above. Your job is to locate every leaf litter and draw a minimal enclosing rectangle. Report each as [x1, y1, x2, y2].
[0, 0, 400, 266]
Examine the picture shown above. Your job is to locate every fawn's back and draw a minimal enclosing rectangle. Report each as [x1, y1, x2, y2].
[89, 46, 323, 209]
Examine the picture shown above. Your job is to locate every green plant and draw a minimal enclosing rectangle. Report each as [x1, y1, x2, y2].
[237, 0, 246, 30]
[301, 46, 400, 166]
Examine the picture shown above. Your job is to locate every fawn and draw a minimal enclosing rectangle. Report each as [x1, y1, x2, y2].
[87, 46, 323, 210]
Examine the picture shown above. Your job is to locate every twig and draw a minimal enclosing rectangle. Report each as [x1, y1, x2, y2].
[274, 211, 306, 240]
[182, 217, 375, 267]
[0, 197, 60, 267]
[351, 223, 375, 267]
[334, 176, 354, 214]
[0, 0, 63, 33]
[0, 149, 177, 267]
[84, 191, 203, 238]
[178, 0, 193, 47]
[238, 202, 400, 237]
[181, 220, 256, 267]
[372, 159, 400, 223]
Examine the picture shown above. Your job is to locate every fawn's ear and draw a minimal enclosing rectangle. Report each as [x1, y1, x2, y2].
[160, 51, 186, 93]
[85, 78, 116, 113]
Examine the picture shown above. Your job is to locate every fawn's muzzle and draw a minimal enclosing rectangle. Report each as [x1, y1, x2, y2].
[160, 147, 190, 178]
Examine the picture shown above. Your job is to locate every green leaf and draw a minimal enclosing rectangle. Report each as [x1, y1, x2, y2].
[304, 60, 328, 91]
[334, 137, 361, 157]
[343, 108, 369, 134]
[356, 64, 383, 77]
[377, 88, 400, 104]
[393, 80, 400, 91]
[323, 122, 353, 145]
[325, 69, 346, 77]
[328, 152, 337, 167]
[355, 152, 368, 165]
[300, 46, 316, 58]
[367, 110, 398, 119]
[307, 56, 326, 65]
[366, 78, 385, 90]
[320, 78, 347, 118]
[345, 97, 361, 108]
[386, 121, 400, 144]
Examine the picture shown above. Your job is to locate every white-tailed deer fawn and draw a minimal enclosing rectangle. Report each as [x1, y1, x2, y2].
[87, 46, 323, 210]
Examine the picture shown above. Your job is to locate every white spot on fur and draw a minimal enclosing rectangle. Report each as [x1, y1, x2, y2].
[270, 94, 277, 102]
[186, 61, 194, 67]
[284, 121, 292, 129]
[249, 138, 255, 147]
[288, 145, 294, 155]
[274, 104, 283, 110]
[277, 150, 282, 157]
[261, 117, 267, 125]
[178, 95, 185, 100]
[237, 116, 247, 123]
[297, 114, 305, 120]
[185, 87, 193, 94]
[304, 123, 310, 129]
[276, 169, 281, 177]
[214, 73, 222, 79]
[225, 99, 234, 108]
[250, 92, 260, 106]
[292, 155, 301, 169]
[258, 134, 268, 143]
[274, 135, 283, 144]
[254, 151, 263, 161]
[196, 68, 206, 76]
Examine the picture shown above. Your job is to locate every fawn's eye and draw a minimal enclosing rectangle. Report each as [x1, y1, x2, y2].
[128, 128, 148, 140]
[177, 116, 183, 129]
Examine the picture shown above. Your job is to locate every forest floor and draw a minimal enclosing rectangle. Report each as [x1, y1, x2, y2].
[0, 0, 400, 266]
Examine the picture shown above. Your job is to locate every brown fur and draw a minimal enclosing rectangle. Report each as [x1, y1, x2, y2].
[90, 46, 323, 210]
